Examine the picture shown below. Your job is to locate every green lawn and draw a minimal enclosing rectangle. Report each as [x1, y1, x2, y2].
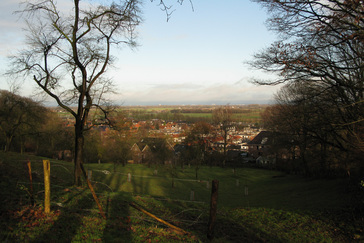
[1, 152, 363, 242]
[85, 163, 350, 210]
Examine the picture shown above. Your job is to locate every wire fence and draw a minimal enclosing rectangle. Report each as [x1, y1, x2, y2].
[4, 159, 224, 230]
[9, 158, 254, 211]
[88, 166, 252, 208]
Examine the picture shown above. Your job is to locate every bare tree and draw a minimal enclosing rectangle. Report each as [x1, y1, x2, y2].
[10, 0, 142, 185]
[250, 0, 364, 164]
[263, 81, 362, 175]
[153, 0, 194, 21]
[185, 121, 212, 177]
[212, 106, 233, 167]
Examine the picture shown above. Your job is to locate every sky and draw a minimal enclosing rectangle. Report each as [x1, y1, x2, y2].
[0, 0, 280, 106]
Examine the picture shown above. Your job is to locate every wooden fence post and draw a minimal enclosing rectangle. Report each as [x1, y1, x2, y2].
[207, 179, 219, 241]
[80, 164, 106, 219]
[43, 160, 51, 213]
[244, 185, 249, 196]
[27, 160, 34, 206]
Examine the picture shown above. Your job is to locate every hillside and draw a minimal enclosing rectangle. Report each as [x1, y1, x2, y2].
[1, 151, 363, 242]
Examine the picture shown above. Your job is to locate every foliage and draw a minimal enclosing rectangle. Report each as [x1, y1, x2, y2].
[10, 0, 142, 185]
[35, 110, 74, 158]
[184, 121, 213, 177]
[0, 90, 47, 152]
[252, 0, 364, 176]
[212, 106, 233, 166]
[262, 82, 363, 176]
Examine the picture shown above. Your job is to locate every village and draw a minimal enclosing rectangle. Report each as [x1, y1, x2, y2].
[53, 105, 270, 167]
[129, 119, 264, 162]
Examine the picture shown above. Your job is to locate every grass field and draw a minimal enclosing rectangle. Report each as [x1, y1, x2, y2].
[179, 111, 262, 123]
[54, 105, 265, 125]
[1, 151, 363, 242]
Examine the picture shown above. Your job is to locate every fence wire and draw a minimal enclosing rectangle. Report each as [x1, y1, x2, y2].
[7, 159, 255, 221]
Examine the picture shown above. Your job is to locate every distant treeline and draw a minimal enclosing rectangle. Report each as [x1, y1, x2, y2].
[128, 110, 262, 125]
[129, 110, 211, 123]
[170, 107, 265, 114]
[170, 109, 210, 114]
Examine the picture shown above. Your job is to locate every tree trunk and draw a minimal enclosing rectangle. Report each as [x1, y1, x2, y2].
[223, 127, 227, 167]
[320, 142, 327, 175]
[74, 121, 84, 186]
[5, 135, 13, 152]
[20, 135, 24, 154]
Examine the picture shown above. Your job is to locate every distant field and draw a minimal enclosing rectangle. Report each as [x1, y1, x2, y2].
[181, 113, 212, 118]
[126, 107, 176, 112]
[54, 105, 267, 124]
[233, 111, 262, 121]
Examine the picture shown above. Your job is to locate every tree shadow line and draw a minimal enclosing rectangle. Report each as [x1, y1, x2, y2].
[30, 188, 95, 243]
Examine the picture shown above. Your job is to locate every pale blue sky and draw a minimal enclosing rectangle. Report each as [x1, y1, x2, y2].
[0, 0, 280, 105]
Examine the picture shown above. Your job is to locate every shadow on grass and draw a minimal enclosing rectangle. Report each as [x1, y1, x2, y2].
[130, 165, 150, 195]
[31, 188, 95, 243]
[211, 214, 276, 242]
[144, 197, 277, 242]
[102, 192, 132, 242]
[0, 161, 27, 241]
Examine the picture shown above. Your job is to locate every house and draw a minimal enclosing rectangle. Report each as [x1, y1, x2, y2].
[248, 131, 274, 160]
[55, 150, 73, 161]
[130, 143, 154, 164]
[130, 138, 174, 165]
[130, 143, 142, 164]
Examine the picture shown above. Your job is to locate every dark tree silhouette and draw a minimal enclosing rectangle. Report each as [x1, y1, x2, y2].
[0, 90, 46, 152]
[250, 0, 364, 170]
[11, 0, 141, 185]
[212, 106, 233, 166]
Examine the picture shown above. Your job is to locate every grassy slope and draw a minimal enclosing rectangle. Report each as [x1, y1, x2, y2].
[1, 152, 363, 242]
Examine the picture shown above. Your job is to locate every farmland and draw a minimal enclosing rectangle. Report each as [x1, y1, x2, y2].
[1, 151, 363, 242]
[125, 104, 266, 124]
[53, 104, 267, 125]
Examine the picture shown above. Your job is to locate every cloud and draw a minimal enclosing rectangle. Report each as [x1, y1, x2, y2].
[148, 83, 203, 90]
[0, 1, 25, 55]
[117, 81, 280, 105]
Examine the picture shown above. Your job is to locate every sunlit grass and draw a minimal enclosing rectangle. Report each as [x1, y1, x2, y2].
[85, 163, 350, 210]
[1, 151, 362, 242]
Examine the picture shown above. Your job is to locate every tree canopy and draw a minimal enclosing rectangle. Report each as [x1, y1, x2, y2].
[0, 90, 47, 152]
[253, 0, 364, 174]
[11, 0, 142, 185]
